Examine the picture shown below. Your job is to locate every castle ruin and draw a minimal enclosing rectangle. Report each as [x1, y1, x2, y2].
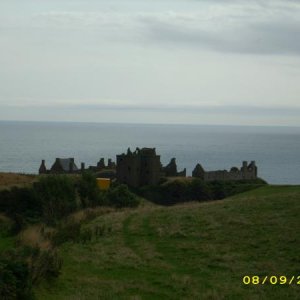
[39, 157, 116, 176]
[116, 147, 162, 187]
[162, 158, 186, 177]
[192, 161, 257, 181]
[39, 158, 79, 174]
[39, 147, 258, 187]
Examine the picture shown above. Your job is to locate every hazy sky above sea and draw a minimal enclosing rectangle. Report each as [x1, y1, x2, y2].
[1, 0, 300, 126]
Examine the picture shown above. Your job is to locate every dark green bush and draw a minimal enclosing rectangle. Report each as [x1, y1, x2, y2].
[160, 180, 187, 204]
[139, 180, 212, 205]
[0, 174, 111, 234]
[0, 216, 13, 237]
[52, 219, 82, 246]
[10, 214, 26, 235]
[107, 184, 140, 208]
[0, 187, 41, 233]
[29, 248, 62, 284]
[210, 180, 265, 199]
[77, 172, 107, 207]
[34, 176, 77, 224]
[79, 224, 110, 244]
[0, 187, 42, 220]
[0, 254, 33, 300]
[0, 176, 77, 228]
[210, 181, 228, 199]
[159, 180, 213, 204]
[138, 178, 265, 205]
[188, 179, 213, 201]
[53, 220, 110, 245]
[0, 245, 62, 298]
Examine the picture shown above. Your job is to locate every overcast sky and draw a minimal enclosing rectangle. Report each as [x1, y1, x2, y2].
[1, 0, 300, 126]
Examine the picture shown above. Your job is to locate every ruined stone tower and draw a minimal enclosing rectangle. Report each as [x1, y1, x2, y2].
[116, 147, 162, 187]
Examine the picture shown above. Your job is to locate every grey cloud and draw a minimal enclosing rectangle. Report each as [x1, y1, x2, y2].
[8, 2, 299, 55]
[141, 16, 300, 55]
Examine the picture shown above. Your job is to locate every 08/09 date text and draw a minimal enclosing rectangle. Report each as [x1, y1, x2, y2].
[243, 276, 300, 285]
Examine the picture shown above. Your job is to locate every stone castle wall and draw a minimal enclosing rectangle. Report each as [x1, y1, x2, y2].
[116, 147, 162, 187]
[39, 148, 258, 186]
[193, 161, 257, 181]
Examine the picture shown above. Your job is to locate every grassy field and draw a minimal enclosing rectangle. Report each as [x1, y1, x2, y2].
[0, 172, 36, 190]
[32, 185, 300, 300]
[0, 214, 15, 252]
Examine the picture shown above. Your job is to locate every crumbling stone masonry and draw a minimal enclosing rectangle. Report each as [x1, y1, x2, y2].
[39, 157, 116, 175]
[162, 158, 186, 177]
[116, 147, 163, 187]
[39, 148, 258, 187]
[39, 158, 78, 174]
[192, 161, 257, 181]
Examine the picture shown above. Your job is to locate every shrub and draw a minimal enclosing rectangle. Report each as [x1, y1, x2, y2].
[0, 187, 42, 220]
[139, 179, 212, 205]
[210, 181, 228, 199]
[79, 227, 93, 244]
[0, 187, 41, 233]
[77, 172, 107, 207]
[34, 176, 77, 224]
[161, 180, 189, 204]
[0, 215, 13, 237]
[0, 176, 82, 226]
[0, 254, 33, 300]
[52, 219, 81, 245]
[0, 245, 63, 298]
[158, 180, 212, 204]
[79, 223, 111, 244]
[138, 178, 264, 205]
[29, 247, 62, 284]
[10, 214, 26, 235]
[107, 184, 140, 208]
[188, 179, 213, 201]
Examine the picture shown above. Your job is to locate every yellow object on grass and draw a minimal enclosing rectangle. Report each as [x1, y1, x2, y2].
[96, 178, 111, 190]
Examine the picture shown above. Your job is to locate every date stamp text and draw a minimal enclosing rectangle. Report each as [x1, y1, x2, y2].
[242, 275, 300, 285]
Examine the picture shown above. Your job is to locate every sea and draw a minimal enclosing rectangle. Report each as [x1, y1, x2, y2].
[0, 121, 299, 184]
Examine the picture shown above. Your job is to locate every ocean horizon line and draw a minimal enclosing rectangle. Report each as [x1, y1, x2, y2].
[1, 119, 300, 130]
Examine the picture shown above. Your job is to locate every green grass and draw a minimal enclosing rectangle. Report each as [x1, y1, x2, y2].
[0, 236, 15, 252]
[0, 214, 14, 252]
[35, 185, 300, 299]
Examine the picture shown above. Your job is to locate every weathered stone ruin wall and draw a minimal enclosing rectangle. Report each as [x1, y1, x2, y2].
[39, 148, 258, 186]
[89, 157, 116, 172]
[163, 158, 186, 177]
[192, 161, 257, 181]
[39, 157, 116, 175]
[117, 152, 141, 187]
[116, 147, 162, 187]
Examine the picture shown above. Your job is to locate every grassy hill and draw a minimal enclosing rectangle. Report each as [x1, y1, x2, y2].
[0, 214, 14, 252]
[34, 185, 300, 300]
[0, 172, 36, 190]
